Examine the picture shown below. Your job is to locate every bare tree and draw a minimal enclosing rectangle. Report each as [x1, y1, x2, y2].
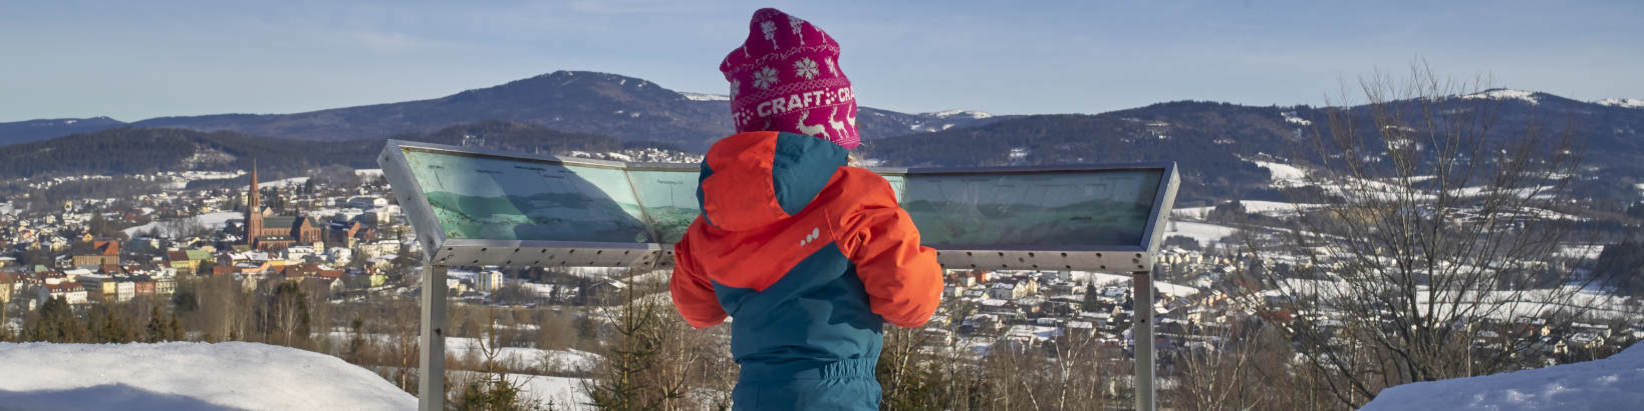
[1235, 62, 1593, 407]
[1171, 322, 1265, 410]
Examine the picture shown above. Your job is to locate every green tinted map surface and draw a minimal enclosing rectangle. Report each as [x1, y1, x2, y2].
[404, 149, 651, 243]
[402, 147, 1162, 248]
[901, 171, 1162, 247]
[626, 169, 701, 243]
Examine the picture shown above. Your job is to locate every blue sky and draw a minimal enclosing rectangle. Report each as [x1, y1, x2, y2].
[2, 1, 1641, 122]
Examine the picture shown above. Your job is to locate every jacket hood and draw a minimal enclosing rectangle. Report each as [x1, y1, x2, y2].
[697, 131, 848, 231]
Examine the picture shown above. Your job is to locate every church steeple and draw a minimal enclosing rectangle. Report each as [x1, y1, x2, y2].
[246, 160, 263, 247]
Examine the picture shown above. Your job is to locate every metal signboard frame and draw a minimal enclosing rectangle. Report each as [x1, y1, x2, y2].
[380, 139, 1178, 272]
[378, 139, 1177, 411]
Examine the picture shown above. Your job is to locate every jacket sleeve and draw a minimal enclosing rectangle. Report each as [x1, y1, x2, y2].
[669, 235, 726, 329]
[838, 174, 944, 328]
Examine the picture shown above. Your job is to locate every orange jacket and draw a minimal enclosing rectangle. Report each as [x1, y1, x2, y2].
[670, 131, 942, 367]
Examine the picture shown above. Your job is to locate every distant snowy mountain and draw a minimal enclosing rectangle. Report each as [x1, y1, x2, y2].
[922, 109, 994, 120]
[1597, 97, 1644, 109]
[0, 342, 415, 410]
[1363, 342, 1644, 410]
[1461, 88, 1543, 104]
[679, 92, 730, 101]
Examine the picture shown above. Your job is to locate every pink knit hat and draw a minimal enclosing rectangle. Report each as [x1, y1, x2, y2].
[720, 8, 858, 149]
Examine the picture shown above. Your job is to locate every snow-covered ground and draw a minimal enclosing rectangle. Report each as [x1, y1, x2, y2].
[444, 337, 599, 373]
[1596, 97, 1644, 109]
[1254, 161, 1308, 187]
[1280, 110, 1312, 126]
[1557, 244, 1605, 260]
[122, 211, 241, 238]
[921, 109, 993, 119]
[1160, 221, 1239, 246]
[319, 332, 598, 374]
[0, 342, 414, 410]
[1462, 89, 1540, 105]
[1363, 342, 1644, 410]
[1173, 200, 1322, 218]
[1264, 280, 1636, 322]
[242, 169, 382, 190]
[1070, 272, 1199, 298]
[679, 92, 729, 101]
[451, 371, 591, 410]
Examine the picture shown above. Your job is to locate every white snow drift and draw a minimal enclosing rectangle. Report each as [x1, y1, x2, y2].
[0, 342, 414, 410]
[1363, 342, 1644, 410]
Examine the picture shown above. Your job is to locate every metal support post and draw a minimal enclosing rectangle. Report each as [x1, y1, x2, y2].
[1132, 270, 1156, 411]
[418, 264, 447, 411]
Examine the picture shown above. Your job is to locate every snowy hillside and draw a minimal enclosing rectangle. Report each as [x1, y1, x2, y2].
[0, 342, 415, 410]
[1596, 98, 1644, 109]
[122, 211, 241, 238]
[1363, 342, 1644, 410]
[1462, 89, 1541, 105]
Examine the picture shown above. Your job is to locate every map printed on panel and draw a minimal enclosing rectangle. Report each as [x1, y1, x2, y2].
[626, 169, 704, 243]
[402, 148, 652, 243]
[901, 170, 1163, 248]
[399, 145, 1165, 250]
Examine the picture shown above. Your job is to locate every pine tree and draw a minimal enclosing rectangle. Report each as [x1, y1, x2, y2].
[168, 311, 184, 341]
[147, 307, 169, 342]
[29, 296, 86, 343]
[1082, 281, 1100, 312]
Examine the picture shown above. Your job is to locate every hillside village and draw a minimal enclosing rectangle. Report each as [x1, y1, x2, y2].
[2, 148, 1639, 407]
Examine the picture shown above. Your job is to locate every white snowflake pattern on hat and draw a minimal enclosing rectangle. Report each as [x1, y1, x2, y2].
[729, 79, 741, 99]
[794, 58, 819, 80]
[753, 67, 778, 90]
[789, 16, 806, 45]
[761, 20, 778, 49]
[825, 57, 839, 76]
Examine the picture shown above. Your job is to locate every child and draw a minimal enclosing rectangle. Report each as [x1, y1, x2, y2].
[669, 8, 944, 411]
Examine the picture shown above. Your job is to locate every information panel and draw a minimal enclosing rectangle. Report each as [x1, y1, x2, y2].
[402, 149, 651, 243]
[380, 140, 1177, 271]
[902, 170, 1163, 249]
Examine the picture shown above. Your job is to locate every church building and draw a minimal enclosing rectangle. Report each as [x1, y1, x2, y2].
[244, 162, 323, 250]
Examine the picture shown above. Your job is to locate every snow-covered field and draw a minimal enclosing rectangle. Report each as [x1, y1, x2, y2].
[1264, 280, 1637, 322]
[1462, 89, 1541, 105]
[1364, 342, 1644, 410]
[1254, 161, 1307, 187]
[242, 169, 383, 190]
[1557, 245, 1605, 260]
[1070, 271, 1199, 298]
[1173, 200, 1322, 218]
[450, 371, 591, 410]
[679, 92, 729, 101]
[320, 332, 598, 374]
[444, 337, 599, 373]
[122, 211, 241, 238]
[0, 342, 414, 410]
[1160, 221, 1239, 245]
[1597, 97, 1644, 109]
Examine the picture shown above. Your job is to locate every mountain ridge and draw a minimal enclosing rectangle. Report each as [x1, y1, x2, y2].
[0, 70, 1006, 150]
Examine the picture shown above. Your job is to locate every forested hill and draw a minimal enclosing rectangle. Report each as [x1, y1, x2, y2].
[0, 121, 644, 180]
[0, 71, 1006, 150]
[860, 93, 1644, 205]
[858, 102, 1312, 203]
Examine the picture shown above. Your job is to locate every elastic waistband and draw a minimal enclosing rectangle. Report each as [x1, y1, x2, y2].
[739, 357, 878, 382]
